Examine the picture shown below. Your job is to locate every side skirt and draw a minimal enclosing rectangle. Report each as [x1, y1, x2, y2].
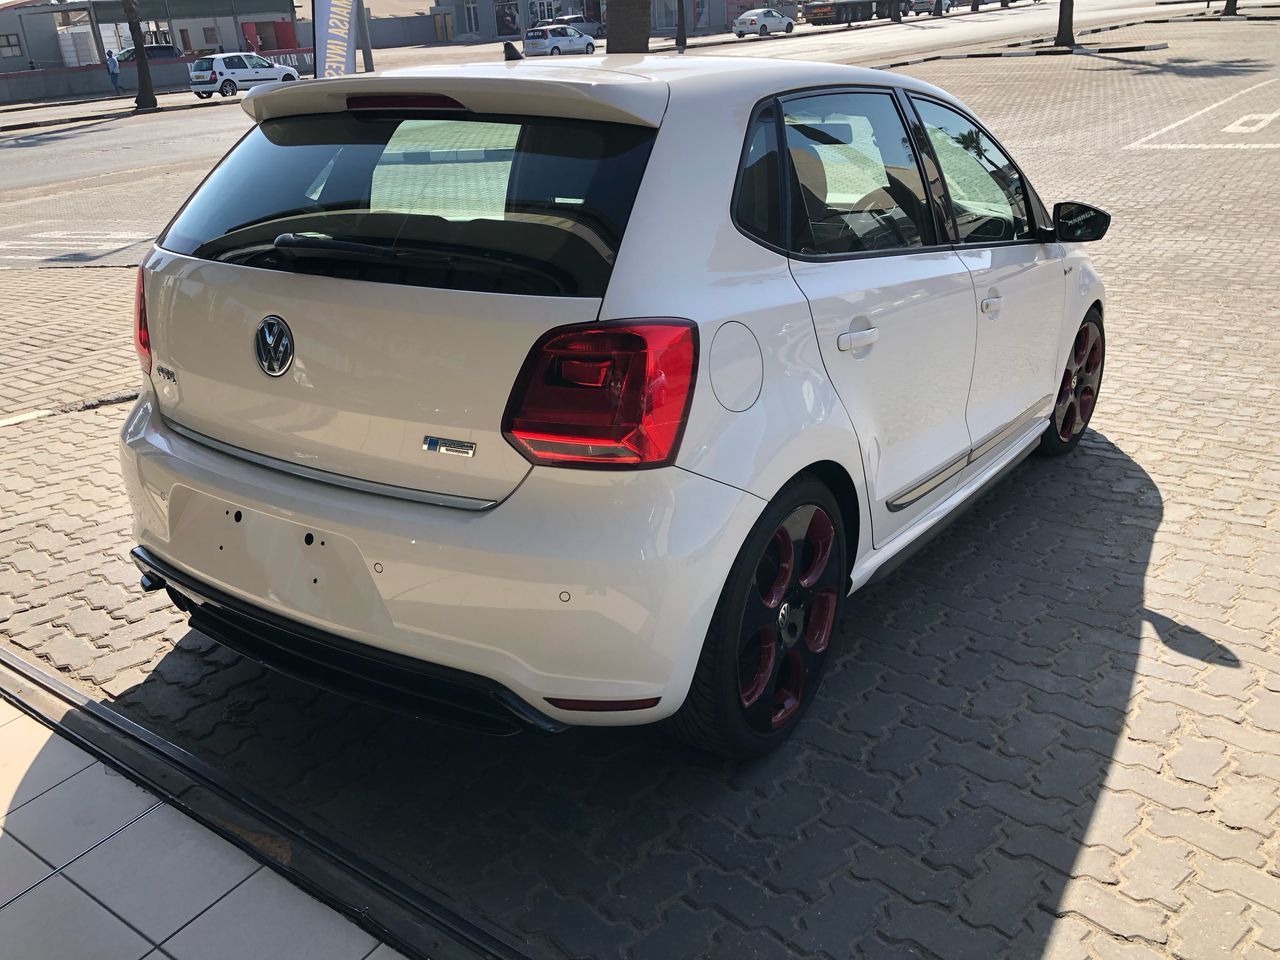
[851, 418, 1045, 592]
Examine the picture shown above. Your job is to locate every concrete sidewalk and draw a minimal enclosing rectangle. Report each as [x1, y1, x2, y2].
[0, 698, 406, 960]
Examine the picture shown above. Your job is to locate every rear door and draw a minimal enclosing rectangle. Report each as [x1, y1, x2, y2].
[149, 108, 657, 505]
[221, 54, 251, 87]
[781, 89, 978, 547]
[908, 96, 1065, 460]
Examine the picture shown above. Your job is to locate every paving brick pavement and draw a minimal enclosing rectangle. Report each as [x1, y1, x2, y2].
[2, 22, 1279, 960]
[0, 267, 137, 418]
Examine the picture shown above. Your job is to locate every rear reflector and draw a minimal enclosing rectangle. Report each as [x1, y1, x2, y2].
[345, 94, 466, 111]
[545, 697, 661, 712]
[134, 267, 151, 375]
[502, 320, 698, 469]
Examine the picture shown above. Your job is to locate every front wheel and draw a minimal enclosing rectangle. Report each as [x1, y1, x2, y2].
[785, 21, 794, 31]
[280, 73, 296, 81]
[1038, 308, 1104, 456]
[666, 477, 847, 758]
[219, 80, 236, 97]
[585, 41, 595, 53]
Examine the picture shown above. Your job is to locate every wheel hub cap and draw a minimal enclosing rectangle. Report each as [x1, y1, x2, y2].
[777, 602, 806, 647]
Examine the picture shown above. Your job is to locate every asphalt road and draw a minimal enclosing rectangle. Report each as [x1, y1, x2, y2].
[0, 0, 1205, 267]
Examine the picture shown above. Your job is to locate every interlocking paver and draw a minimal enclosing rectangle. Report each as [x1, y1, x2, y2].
[1, 19, 1278, 960]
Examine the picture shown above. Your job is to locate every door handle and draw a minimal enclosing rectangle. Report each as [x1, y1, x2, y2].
[980, 297, 1003, 314]
[837, 327, 879, 352]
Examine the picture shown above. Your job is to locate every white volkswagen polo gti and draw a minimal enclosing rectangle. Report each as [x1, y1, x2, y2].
[122, 56, 1109, 757]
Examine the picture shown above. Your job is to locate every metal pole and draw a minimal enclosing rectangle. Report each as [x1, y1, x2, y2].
[162, 0, 177, 48]
[229, 0, 241, 48]
[85, 3, 108, 63]
[357, 0, 374, 71]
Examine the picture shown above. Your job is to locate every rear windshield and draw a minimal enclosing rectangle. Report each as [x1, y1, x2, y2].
[525, 29, 546, 38]
[192, 58, 213, 70]
[160, 112, 656, 298]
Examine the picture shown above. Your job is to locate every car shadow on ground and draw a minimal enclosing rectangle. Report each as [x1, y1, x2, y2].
[105, 429, 1224, 959]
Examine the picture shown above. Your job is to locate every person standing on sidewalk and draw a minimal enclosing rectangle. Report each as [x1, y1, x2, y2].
[106, 50, 121, 95]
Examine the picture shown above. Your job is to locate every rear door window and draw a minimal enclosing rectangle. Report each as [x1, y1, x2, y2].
[223, 55, 247, 70]
[160, 111, 656, 298]
[783, 90, 935, 255]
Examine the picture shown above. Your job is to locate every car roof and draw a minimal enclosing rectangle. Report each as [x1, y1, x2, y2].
[243, 56, 966, 129]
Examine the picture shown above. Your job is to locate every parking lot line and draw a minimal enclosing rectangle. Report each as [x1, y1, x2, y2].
[1124, 75, 1279, 148]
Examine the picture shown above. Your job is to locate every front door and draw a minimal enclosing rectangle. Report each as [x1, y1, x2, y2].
[909, 97, 1066, 458]
[782, 89, 978, 547]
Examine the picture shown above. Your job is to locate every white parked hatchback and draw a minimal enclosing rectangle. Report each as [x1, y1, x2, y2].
[522, 24, 596, 55]
[734, 8, 795, 36]
[123, 57, 1109, 757]
[189, 52, 300, 99]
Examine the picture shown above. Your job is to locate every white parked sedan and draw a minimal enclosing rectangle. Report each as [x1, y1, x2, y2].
[522, 24, 596, 55]
[189, 52, 300, 99]
[123, 57, 1109, 758]
[734, 7, 795, 36]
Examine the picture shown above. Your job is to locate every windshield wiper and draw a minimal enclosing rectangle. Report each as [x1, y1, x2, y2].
[272, 232, 409, 264]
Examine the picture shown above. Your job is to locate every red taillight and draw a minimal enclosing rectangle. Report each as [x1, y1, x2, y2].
[134, 268, 151, 375]
[502, 320, 698, 468]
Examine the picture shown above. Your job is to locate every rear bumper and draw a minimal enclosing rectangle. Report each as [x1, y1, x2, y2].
[131, 546, 562, 734]
[120, 392, 765, 727]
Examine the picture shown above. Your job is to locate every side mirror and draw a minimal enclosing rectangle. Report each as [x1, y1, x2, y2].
[1053, 202, 1111, 243]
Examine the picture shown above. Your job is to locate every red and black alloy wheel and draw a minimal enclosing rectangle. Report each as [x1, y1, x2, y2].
[668, 477, 848, 758]
[737, 504, 841, 734]
[1039, 309, 1105, 457]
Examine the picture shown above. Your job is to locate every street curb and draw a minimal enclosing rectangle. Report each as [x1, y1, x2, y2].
[0, 85, 190, 116]
[874, 40, 1170, 67]
[0, 95, 240, 133]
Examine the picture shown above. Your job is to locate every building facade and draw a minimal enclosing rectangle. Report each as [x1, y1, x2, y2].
[0, 0, 298, 72]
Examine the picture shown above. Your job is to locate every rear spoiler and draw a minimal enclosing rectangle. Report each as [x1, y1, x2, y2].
[241, 66, 670, 128]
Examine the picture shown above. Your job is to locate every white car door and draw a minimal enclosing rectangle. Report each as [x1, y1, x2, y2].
[221, 54, 253, 88]
[250, 54, 281, 81]
[783, 89, 978, 547]
[909, 96, 1066, 462]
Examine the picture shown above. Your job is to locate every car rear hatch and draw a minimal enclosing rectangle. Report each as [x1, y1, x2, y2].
[146, 75, 664, 506]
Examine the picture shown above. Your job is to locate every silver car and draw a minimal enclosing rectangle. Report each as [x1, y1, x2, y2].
[522, 24, 596, 56]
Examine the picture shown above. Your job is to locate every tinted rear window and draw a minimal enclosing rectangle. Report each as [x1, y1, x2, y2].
[161, 112, 656, 298]
[193, 58, 213, 70]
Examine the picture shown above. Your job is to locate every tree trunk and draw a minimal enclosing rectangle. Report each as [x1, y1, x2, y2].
[1221, 0, 1238, 14]
[676, 0, 687, 51]
[121, 0, 156, 110]
[606, 0, 651, 52]
[1054, 0, 1075, 46]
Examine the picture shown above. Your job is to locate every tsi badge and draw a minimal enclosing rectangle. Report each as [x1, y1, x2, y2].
[423, 435, 476, 458]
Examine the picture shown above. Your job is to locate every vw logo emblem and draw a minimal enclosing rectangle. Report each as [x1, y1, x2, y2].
[254, 315, 294, 378]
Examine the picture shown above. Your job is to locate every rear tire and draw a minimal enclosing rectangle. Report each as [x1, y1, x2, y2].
[550, 45, 561, 54]
[219, 80, 236, 97]
[737, 30, 745, 36]
[759, 24, 769, 35]
[194, 91, 212, 99]
[666, 476, 848, 759]
[1038, 308, 1105, 457]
